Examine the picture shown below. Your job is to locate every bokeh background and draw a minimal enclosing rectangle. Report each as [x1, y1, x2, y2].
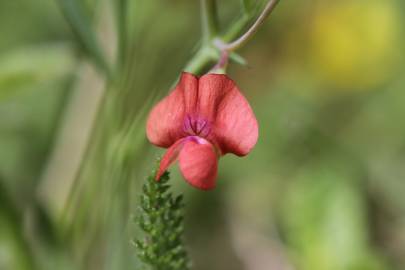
[0, 0, 404, 270]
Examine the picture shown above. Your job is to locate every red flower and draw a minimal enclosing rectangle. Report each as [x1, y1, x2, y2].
[146, 72, 258, 190]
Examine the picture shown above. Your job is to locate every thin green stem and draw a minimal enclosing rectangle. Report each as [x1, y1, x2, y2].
[209, 50, 229, 74]
[222, 14, 251, 43]
[217, 0, 280, 51]
[115, 0, 128, 69]
[200, 0, 219, 44]
[184, 46, 217, 74]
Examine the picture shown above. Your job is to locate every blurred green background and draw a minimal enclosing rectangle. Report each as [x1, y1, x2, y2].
[0, 0, 404, 270]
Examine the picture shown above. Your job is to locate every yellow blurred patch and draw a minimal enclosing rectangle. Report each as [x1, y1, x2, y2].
[309, 0, 400, 90]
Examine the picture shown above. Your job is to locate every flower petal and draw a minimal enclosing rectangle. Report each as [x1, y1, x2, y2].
[146, 72, 198, 148]
[179, 139, 218, 190]
[155, 139, 185, 180]
[198, 74, 258, 156]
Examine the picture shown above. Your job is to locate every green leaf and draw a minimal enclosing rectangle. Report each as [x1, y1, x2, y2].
[57, 0, 110, 76]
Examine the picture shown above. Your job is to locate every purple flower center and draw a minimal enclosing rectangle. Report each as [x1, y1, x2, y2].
[183, 115, 211, 138]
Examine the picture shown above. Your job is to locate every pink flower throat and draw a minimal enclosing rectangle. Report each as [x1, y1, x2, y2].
[183, 115, 211, 138]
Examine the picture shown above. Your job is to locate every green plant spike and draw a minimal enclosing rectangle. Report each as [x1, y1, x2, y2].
[135, 169, 191, 270]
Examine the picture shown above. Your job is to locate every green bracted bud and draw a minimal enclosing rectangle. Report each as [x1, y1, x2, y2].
[135, 168, 191, 270]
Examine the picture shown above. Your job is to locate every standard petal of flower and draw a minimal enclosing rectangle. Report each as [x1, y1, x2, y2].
[146, 72, 198, 147]
[178, 139, 218, 190]
[156, 139, 186, 181]
[197, 73, 234, 122]
[199, 74, 259, 156]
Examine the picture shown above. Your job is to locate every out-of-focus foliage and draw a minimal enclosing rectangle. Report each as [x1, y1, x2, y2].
[0, 44, 75, 100]
[0, 0, 404, 270]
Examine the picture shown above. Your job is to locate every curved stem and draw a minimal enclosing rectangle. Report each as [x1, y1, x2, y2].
[209, 50, 229, 74]
[218, 0, 280, 51]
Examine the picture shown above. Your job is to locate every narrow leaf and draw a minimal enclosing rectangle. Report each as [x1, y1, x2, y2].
[57, 0, 110, 75]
